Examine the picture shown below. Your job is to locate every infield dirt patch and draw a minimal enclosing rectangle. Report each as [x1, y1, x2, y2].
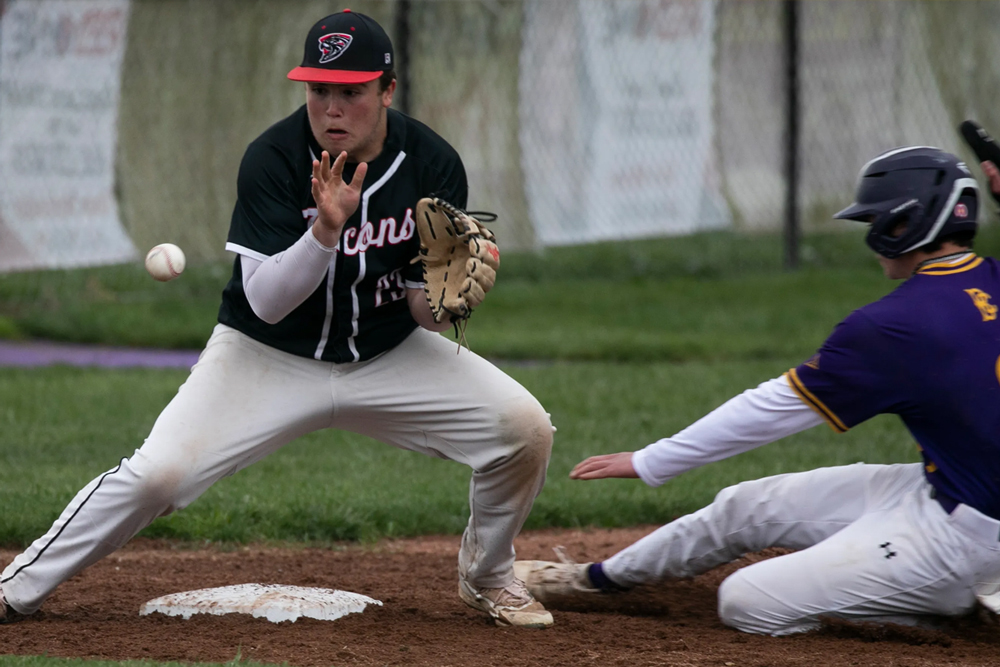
[2, 526, 998, 666]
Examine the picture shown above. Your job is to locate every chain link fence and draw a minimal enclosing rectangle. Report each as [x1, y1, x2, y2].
[1, 0, 998, 270]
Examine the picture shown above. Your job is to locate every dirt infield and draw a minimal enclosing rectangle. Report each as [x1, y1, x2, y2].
[2, 526, 999, 666]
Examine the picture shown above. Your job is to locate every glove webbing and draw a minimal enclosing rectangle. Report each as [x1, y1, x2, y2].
[427, 195, 498, 226]
[453, 319, 470, 354]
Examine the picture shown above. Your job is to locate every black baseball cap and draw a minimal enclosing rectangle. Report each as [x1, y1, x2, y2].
[287, 9, 394, 85]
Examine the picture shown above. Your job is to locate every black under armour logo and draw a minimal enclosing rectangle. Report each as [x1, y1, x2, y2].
[880, 542, 897, 559]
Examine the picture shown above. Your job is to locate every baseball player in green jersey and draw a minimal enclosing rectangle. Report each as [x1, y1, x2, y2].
[1, 10, 554, 629]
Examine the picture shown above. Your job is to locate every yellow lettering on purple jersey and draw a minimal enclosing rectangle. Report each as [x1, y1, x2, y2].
[964, 288, 998, 321]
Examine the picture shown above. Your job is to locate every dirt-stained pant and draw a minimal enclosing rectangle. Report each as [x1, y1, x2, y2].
[2, 325, 553, 614]
[603, 463, 1000, 635]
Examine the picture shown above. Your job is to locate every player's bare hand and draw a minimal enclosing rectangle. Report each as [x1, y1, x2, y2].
[982, 161, 1000, 197]
[311, 150, 368, 247]
[570, 452, 639, 480]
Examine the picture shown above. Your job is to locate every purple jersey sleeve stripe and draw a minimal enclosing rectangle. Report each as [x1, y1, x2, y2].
[785, 370, 849, 433]
[917, 255, 982, 275]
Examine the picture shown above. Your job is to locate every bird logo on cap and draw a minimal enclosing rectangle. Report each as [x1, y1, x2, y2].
[318, 33, 352, 63]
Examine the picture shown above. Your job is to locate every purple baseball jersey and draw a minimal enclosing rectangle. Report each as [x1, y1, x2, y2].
[787, 254, 1000, 517]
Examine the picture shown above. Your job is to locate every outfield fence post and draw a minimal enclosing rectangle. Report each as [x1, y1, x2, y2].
[394, 0, 412, 116]
[783, 0, 801, 270]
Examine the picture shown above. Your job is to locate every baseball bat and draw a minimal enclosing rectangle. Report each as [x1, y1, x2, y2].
[960, 120, 1000, 167]
[960, 120, 1000, 205]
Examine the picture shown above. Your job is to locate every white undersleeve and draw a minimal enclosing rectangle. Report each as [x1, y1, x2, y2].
[631, 375, 824, 487]
[241, 230, 336, 324]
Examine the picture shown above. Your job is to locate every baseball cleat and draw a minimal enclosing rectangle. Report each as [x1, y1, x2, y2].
[513, 559, 601, 603]
[458, 577, 554, 628]
[0, 588, 27, 624]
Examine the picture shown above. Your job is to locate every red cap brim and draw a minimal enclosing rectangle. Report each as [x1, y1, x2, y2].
[287, 67, 382, 84]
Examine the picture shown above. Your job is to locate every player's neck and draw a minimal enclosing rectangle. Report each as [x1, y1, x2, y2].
[879, 242, 973, 280]
[910, 243, 974, 274]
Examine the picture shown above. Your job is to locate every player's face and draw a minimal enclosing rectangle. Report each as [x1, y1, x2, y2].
[876, 254, 919, 280]
[871, 218, 921, 279]
[306, 80, 396, 163]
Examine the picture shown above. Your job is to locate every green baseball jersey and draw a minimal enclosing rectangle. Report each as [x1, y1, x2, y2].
[218, 106, 468, 362]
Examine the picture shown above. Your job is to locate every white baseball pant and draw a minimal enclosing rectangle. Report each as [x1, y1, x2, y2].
[603, 462, 1000, 635]
[2, 324, 553, 614]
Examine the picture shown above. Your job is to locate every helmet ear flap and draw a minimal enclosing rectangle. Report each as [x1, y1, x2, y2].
[864, 199, 926, 258]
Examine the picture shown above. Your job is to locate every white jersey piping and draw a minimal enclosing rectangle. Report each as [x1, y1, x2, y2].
[225, 242, 270, 262]
[313, 251, 339, 360]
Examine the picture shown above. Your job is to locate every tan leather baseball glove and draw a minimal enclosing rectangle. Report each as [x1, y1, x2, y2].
[414, 197, 500, 328]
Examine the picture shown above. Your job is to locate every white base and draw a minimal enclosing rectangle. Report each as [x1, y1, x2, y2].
[139, 584, 382, 623]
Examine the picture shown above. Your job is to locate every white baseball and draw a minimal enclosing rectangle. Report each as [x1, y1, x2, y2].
[145, 243, 186, 282]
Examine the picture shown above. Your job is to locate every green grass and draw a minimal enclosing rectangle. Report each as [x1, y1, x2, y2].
[0, 228, 938, 667]
[0, 227, 974, 544]
[467, 268, 889, 361]
[0, 261, 233, 349]
[0, 267, 892, 362]
[2, 226, 997, 360]
[0, 230, 883, 357]
[0, 265, 892, 362]
[0, 358, 919, 548]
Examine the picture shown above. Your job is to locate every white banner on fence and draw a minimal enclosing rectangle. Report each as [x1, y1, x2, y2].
[0, 0, 135, 271]
[520, 0, 728, 247]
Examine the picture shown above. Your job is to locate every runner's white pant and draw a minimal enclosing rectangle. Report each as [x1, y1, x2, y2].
[603, 463, 1000, 635]
[2, 325, 553, 614]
